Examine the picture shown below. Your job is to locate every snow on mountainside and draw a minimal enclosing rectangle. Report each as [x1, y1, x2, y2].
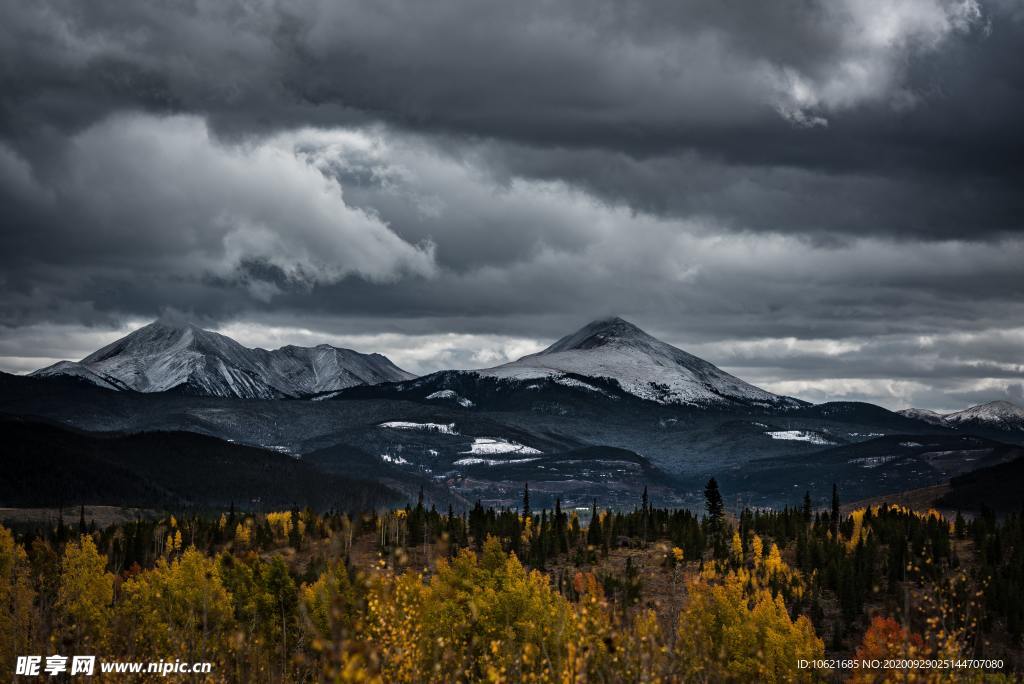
[943, 401, 1024, 429]
[29, 360, 135, 392]
[259, 344, 415, 395]
[896, 408, 947, 426]
[31, 321, 415, 399]
[479, 317, 802, 408]
[898, 401, 1024, 432]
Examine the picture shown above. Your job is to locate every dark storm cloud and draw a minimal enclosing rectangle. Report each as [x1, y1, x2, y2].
[3, 0, 1020, 166]
[1, 0, 1023, 410]
[3, 0, 1021, 229]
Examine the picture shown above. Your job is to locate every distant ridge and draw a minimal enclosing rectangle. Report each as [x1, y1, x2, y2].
[898, 400, 1024, 432]
[32, 321, 415, 399]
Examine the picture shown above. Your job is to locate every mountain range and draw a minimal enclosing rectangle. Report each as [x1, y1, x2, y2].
[32, 320, 414, 399]
[5, 315, 1023, 511]
[28, 317, 1019, 426]
[898, 401, 1024, 433]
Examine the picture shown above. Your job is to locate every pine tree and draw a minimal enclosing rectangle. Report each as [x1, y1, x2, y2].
[554, 498, 568, 553]
[802, 491, 812, 524]
[704, 478, 726, 557]
[288, 509, 303, 550]
[587, 500, 603, 547]
[830, 484, 840, 539]
[704, 478, 724, 521]
[470, 500, 486, 550]
[522, 482, 531, 523]
[641, 486, 650, 545]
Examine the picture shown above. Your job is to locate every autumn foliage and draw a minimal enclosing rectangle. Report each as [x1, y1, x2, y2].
[0, 494, 1019, 682]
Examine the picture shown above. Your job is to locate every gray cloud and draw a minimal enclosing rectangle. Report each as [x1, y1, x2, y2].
[0, 0, 1022, 411]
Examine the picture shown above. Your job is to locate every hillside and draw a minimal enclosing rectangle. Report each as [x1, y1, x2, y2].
[0, 416, 399, 510]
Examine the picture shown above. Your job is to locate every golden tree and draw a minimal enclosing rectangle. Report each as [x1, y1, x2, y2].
[115, 547, 234, 670]
[678, 555, 824, 682]
[55, 534, 114, 654]
[0, 525, 36, 672]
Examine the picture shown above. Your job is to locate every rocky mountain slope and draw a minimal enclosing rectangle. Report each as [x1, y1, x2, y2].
[32, 321, 414, 399]
[479, 317, 802, 407]
[898, 400, 1024, 433]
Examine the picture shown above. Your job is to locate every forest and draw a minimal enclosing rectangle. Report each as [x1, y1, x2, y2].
[1, 481, 1022, 682]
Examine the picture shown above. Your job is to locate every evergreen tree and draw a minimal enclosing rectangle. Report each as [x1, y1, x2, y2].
[802, 491, 812, 524]
[587, 500, 603, 547]
[704, 478, 726, 559]
[704, 478, 724, 521]
[522, 482, 531, 523]
[288, 508, 302, 550]
[470, 500, 486, 550]
[641, 486, 650, 545]
[830, 484, 840, 539]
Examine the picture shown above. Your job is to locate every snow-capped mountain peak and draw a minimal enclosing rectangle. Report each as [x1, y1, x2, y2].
[32, 321, 415, 399]
[479, 317, 801, 408]
[898, 400, 1024, 432]
[540, 316, 652, 353]
[944, 400, 1024, 427]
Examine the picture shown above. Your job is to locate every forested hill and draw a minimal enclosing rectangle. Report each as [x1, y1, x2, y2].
[0, 416, 399, 511]
[937, 455, 1024, 513]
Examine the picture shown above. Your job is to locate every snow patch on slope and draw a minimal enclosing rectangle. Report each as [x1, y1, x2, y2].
[453, 456, 541, 466]
[460, 438, 541, 455]
[425, 389, 474, 407]
[765, 430, 835, 445]
[378, 421, 458, 434]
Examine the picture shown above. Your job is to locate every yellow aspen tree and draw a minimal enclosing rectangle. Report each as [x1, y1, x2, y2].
[0, 526, 36, 672]
[116, 548, 234, 668]
[55, 535, 114, 653]
[730, 530, 744, 564]
[751, 534, 764, 562]
[676, 572, 824, 683]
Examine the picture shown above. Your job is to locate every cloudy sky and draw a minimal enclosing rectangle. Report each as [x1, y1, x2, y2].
[2, 0, 1022, 411]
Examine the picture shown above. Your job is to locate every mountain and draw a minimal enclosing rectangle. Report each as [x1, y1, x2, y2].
[897, 401, 1024, 433]
[729, 433, 1023, 508]
[896, 408, 947, 426]
[935, 455, 1024, 513]
[478, 317, 802, 408]
[0, 415, 400, 510]
[31, 321, 415, 399]
[943, 401, 1024, 431]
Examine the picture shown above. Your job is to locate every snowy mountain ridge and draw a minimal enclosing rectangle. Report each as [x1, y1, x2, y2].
[895, 407, 947, 426]
[477, 317, 802, 408]
[32, 321, 415, 399]
[898, 400, 1024, 432]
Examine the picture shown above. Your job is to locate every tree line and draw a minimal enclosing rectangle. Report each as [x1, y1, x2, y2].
[1, 480, 1021, 681]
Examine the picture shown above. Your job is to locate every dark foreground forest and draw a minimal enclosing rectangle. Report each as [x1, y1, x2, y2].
[2, 483, 1022, 682]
